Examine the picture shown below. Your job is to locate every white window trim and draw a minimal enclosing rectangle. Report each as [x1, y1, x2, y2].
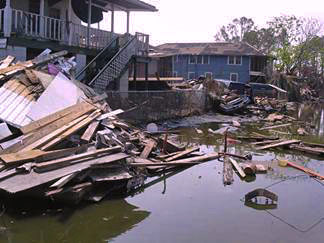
[205, 72, 213, 78]
[230, 73, 239, 82]
[203, 55, 210, 64]
[188, 72, 195, 79]
[228, 56, 242, 65]
[189, 55, 197, 64]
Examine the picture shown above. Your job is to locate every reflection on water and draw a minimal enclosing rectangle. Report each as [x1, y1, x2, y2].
[2, 106, 324, 243]
[0, 199, 150, 243]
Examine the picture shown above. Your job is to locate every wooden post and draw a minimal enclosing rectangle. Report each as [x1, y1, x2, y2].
[111, 4, 114, 33]
[39, 0, 45, 37]
[126, 11, 130, 34]
[4, 0, 12, 37]
[133, 58, 137, 82]
[87, 0, 92, 47]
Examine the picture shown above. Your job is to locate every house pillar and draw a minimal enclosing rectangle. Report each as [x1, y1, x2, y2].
[68, 0, 73, 45]
[4, 0, 12, 37]
[39, 0, 45, 37]
[87, 0, 92, 47]
[126, 11, 130, 34]
[111, 4, 115, 33]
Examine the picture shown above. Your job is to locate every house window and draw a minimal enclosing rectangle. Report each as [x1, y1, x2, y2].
[203, 55, 210, 64]
[205, 72, 213, 79]
[197, 55, 203, 64]
[189, 55, 196, 64]
[173, 55, 179, 63]
[230, 73, 239, 82]
[188, 72, 195, 80]
[228, 56, 242, 65]
[173, 71, 178, 77]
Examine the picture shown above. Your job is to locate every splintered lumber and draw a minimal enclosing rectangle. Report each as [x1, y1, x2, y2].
[218, 152, 250, 160]
[256, 140, 301, 150]
[289, 144, 324, 156]
[41, 111, 101, 150]
[97, 109, 124, 121]
[158, 138, 184, 153]
[25, 69, 39, 84]
[0, 104, 97, 154]
[34, 146, 122, 173]
[302, 142, 324, 149]
[223, 157, 234, 185]
[131, 152, 219, 167]
[20, 101, 96, 134]
[0, 56, 15, 69]
[260, 123, 292, 131]
[251, 139, 284, 146]
[21, 114, 89, 152]
[0, 152, 129, 194]
[0, 146, 88, 165]
[49, 172, 79, 189]
[236, 136, 279, 141]
[165, 147, 199, 162]
[229, 157, 246, 178]
[81, 120, 100, 142]
[140, 139, 156, 159]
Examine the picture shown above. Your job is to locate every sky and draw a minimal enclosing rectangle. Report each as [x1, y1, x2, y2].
[99, 0, 324, 46]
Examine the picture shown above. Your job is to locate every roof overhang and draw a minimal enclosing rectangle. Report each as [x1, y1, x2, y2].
[89, 0, 158, 12]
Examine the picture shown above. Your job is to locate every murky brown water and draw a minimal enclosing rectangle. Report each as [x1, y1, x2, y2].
[1, 104, 324, 243]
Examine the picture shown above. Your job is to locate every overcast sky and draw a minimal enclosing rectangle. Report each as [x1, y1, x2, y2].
[100, 0, 324, 46]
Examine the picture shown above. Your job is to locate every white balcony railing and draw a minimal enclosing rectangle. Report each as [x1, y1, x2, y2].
[1, 8, 117, 50]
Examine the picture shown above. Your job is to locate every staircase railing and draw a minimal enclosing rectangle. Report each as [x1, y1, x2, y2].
[75, 35, 119, 82]
[89, 32, 149, 92]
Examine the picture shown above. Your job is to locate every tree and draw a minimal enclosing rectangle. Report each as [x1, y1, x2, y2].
[215, 17, 256, 43]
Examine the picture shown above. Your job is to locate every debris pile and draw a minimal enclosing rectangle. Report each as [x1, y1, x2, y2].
[0, 52, 219, 205]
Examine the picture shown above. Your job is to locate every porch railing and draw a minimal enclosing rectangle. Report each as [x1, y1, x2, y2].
[1, 8, 117, 50]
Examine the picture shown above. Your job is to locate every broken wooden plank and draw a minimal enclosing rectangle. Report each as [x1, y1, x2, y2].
[260, 123, 292, 131]
[81, 120, 100, 143]
[0, 152, 128, 194]
[0, 145, 88, 165]
[0, 56, 15, 69]
[41, 110, 101, 150]
[256, 140, 301, 150]
[140, 139, 156, 159]
[25, 69, 39, 84]
[223, 157, 234, 185]
[302, 142, 324, 149]
[20, 101, 96, 134]
[49, 172, 79, 189]
[32, 70, 54, 89]
[158, 138, 184, 153]
[21, 114, 90, 152]
[131, 152, 219, 167]
[96, 109, 124, 121]
[34, 146, 122, 173]
[165, 147, 199, 162]
[229, 157, 246, 178]
[251, 139, 285, 146]
[289, 144, 324, 156]
[236, 136, 279, 141]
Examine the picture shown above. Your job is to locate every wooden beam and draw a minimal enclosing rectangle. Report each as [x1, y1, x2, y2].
[81, 120, 100, 142]
[140, 139, 156, 159]
[34, 146, 122, 173]
[21, 114, 89, 152]
[229, 157, 246, 178]
[20, 101, 96, 134]
[223, 156, 234, 185]
[0, 56, 15, 69]
[256, 140, 300, 150]
[165, 147, 199, 162]
[260, 123, 292, 131]
[41, 110, 101, 150]
[96, 109, 124, 121]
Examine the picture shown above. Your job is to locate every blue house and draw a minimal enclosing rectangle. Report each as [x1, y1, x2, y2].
[153, 42, 269, 83]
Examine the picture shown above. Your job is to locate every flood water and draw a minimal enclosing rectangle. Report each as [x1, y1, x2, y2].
[1, 104, 324, 243]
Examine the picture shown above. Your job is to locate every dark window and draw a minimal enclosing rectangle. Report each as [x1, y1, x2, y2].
[230, 73, 238, 82]
[203, 55, 209, 64]
[228, 56, 235, 65]
[197, 55, 203, 64]
[189, 55, 196, 64]
[235, 56, 242, 65]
